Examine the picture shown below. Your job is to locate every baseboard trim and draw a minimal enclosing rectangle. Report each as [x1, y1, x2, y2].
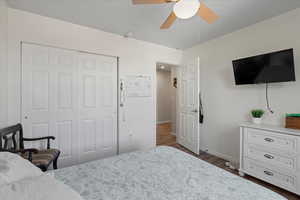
[205, 149, 239, 167]
[157, 121, 171, 125]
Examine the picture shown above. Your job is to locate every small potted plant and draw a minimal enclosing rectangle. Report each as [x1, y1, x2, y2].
[251, 109, 264, 124]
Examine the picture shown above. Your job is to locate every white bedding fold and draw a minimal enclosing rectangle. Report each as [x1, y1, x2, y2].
[0, 152, 42, 186]
[0, 174, 83, 200]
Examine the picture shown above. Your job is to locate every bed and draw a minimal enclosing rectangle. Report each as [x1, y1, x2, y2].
[52, 146, 285, 200]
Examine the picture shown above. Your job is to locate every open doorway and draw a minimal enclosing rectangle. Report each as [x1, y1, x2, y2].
[156, 58, 201, 154]
[156, 63, 179, 147]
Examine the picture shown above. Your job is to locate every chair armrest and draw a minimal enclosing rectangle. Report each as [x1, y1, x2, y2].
[23, 136, 55, 149]
[23, 136, 55, 141]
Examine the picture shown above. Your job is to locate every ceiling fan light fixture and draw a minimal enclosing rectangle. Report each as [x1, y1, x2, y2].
[173, 0, 200, 19]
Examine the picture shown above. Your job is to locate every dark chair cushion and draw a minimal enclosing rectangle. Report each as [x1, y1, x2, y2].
[20, 149, 60, 169]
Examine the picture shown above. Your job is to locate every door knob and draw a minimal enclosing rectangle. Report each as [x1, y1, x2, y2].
[192, 109, 198, 113]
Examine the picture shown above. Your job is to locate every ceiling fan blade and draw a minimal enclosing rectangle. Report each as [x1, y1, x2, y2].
[132, 0, 169, 4]
[160, 12, 177, 29]
[197, 2, 219, 24]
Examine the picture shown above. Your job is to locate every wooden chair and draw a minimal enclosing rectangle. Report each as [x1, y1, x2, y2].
[0, 123, 60, 172]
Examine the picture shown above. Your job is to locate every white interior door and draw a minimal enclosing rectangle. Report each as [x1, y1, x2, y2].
[22, 43, 118, 167]
[78, 52, 118, 163]
[178, 57, 200, 154]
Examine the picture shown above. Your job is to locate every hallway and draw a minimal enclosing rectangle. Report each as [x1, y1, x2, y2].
[156, 123, 176, 146]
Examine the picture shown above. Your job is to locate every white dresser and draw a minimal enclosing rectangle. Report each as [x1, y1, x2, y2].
[239, 123, 300, 195]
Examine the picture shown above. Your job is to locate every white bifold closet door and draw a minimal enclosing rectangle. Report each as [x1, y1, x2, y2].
[21, 43, 118, 167]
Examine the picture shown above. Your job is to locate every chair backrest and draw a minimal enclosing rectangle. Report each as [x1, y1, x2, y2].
[0, 124, 24, 152]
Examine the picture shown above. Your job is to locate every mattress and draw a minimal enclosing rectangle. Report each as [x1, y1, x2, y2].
[53, 146, 286, 200]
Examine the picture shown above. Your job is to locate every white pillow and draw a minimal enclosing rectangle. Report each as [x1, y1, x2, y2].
[0, 174, 83, 200]
[0, 152, 42, 186]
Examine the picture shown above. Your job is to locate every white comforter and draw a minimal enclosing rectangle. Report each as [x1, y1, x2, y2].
[53, 146, 286, 200]
[0, 174, 83, 200]
[0, 151, 83, 200]
[0, 152, 42, 186]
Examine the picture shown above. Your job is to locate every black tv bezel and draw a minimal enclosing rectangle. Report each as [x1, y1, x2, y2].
[232, 48, 296, 85]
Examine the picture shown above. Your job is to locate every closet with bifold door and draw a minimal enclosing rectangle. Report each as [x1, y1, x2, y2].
[21, 43, 118, 167]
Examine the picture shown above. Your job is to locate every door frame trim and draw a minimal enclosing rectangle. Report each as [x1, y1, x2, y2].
[20, 41, 119, 59]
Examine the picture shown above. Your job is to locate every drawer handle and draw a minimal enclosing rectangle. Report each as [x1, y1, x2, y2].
[264, 170, 274, 176]
[264, 154, 274, 159]
[264, 138, 274, 142]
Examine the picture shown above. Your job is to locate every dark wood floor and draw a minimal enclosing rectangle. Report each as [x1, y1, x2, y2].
[156, 123, 300, 200]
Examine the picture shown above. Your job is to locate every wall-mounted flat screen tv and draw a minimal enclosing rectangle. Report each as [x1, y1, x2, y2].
[232, 49, 296, 85]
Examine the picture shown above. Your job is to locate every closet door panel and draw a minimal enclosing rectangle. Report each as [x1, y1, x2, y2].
[22, 44, 79, 167]
[78, 53, 118, 163]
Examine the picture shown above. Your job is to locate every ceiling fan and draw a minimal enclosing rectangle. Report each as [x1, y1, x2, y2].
[132, 0, 218, 29]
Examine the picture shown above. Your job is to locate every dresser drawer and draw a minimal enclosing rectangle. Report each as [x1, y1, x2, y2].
[244, 158, 297, 191]
[244, 144, 297, 171]
[245, 128, 298, 153]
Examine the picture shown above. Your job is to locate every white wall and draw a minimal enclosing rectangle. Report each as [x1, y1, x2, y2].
[170, 67, 178, 134]
[6, 8, 182, 153]
[156, 70, 172, 124]
[0, 0, 8, 128]
[183, 8, 300, 163]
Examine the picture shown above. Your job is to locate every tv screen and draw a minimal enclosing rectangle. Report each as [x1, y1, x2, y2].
[232, 49, 296, 85]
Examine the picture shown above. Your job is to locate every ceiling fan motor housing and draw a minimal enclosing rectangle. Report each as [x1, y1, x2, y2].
[173, 0, 200, 19]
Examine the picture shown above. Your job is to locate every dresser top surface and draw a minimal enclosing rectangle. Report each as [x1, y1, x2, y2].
[241, 122, 300, 136]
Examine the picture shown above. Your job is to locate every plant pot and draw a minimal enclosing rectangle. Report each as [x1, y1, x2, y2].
[252, 117, 262, 124]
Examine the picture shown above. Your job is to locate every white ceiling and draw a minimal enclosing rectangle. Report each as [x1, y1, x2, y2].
[7, 0, 300, 49]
